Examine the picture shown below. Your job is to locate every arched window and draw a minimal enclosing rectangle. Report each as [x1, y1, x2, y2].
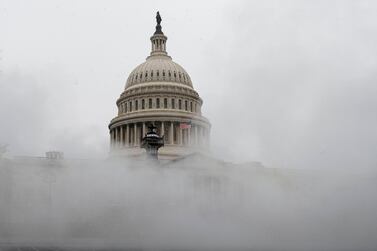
[129, 101, 132, 112]
[172, 98, 175, 109]
[185, 100, 188, 111]
[149, 98, 152, 109]
[179, 99, 182, 110]
[168, 71, 171, 77]
[157, 70, 159, 77]
[162, 70, 165, 77]
[145, 72, 148, 77]
[142, 99, 145, 109]
[125, 102, 128, 113]
[156, 98, 160, 108]
[190, 101, 193, 112]
[135, 100, 138, 111]
[174, 72, 177, 78]
[164, 98, 167, 108]
[151, 71, 153, 77]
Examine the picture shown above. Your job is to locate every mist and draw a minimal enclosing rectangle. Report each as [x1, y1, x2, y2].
[1, 0, 377, 250]
[1, 158, 377, 250]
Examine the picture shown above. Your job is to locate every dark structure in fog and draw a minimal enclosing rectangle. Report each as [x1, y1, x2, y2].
[108, 12, 211, 159]
[141, 124, 164, 159]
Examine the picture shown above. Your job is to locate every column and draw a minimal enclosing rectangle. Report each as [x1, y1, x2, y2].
[188, 127, 191, 146]
[197, 126, 201, 146]
[203, 128, 206, 147]
[206, 128, 209, 146]
[125, 124, 129, 147]
[142, 122, 146, 137]
[110, 130, 113, 149]
[117, 127, 121, 148]
[202, 127, 205, 146]
[134, 123, 137, 146]
[169, 122, 174, 145]
[194, 125, 198, 145]
[120, 125, 124, 147]
[179, 125, 183, 145]
[114, 127, 118, 148]
[161, 121, 165, 136]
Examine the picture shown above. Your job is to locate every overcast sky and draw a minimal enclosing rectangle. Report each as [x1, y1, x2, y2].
[1, 0, 376, 169]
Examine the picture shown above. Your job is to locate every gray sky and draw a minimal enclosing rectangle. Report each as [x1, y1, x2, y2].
[1, 0, 377, 169]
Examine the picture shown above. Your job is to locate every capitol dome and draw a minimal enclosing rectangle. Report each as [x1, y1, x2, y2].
[109, 12, 211, 159]
[126, 56, 193, 88]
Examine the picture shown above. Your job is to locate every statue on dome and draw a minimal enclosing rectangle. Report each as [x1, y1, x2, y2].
[154, 11, 163, 34]
[156, 11, 162, 25]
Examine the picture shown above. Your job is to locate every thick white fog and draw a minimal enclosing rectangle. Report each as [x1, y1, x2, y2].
[1, 0, 377, 250]
[1, 158, 377, 250]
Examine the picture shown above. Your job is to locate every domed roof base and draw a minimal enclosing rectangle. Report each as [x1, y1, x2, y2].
[110, 145, 210, 160]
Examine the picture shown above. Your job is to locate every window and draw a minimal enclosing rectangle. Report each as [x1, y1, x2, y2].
[172, 98, 175, 109]
[168, 71, 171, 77]
[149, 98, 152, 109]
[142, 99, 145, 109]
[156, 98, 160, 108]
[174, 72, 177, 78]
[145, 72, 148, 77]
[179, 99, 182, 110]
[157, 71, 159, 77]
[185, 100, 188, 111]
[135, 100, 138, 110]
[163, 71, 165, 77]
[164, 98, 167, 108]
[125, 102, 128, 112]
[190, 101, 193, 112]
[151, 71, 153, 77]
[129, 101, 132, 112]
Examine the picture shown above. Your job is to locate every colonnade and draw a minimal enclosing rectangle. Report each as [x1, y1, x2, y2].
[110, 121, 209, 149]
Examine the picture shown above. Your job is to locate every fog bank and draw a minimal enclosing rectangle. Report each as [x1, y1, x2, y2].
[1, 157, 376, 250]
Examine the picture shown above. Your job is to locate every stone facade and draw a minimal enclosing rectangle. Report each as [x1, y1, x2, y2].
[109, 17, 211, 159]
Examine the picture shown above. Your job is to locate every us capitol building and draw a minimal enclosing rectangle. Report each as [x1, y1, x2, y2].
[108, 12, 211, 159]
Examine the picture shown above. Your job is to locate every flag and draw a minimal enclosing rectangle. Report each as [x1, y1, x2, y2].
[180, 122, 191, 129]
